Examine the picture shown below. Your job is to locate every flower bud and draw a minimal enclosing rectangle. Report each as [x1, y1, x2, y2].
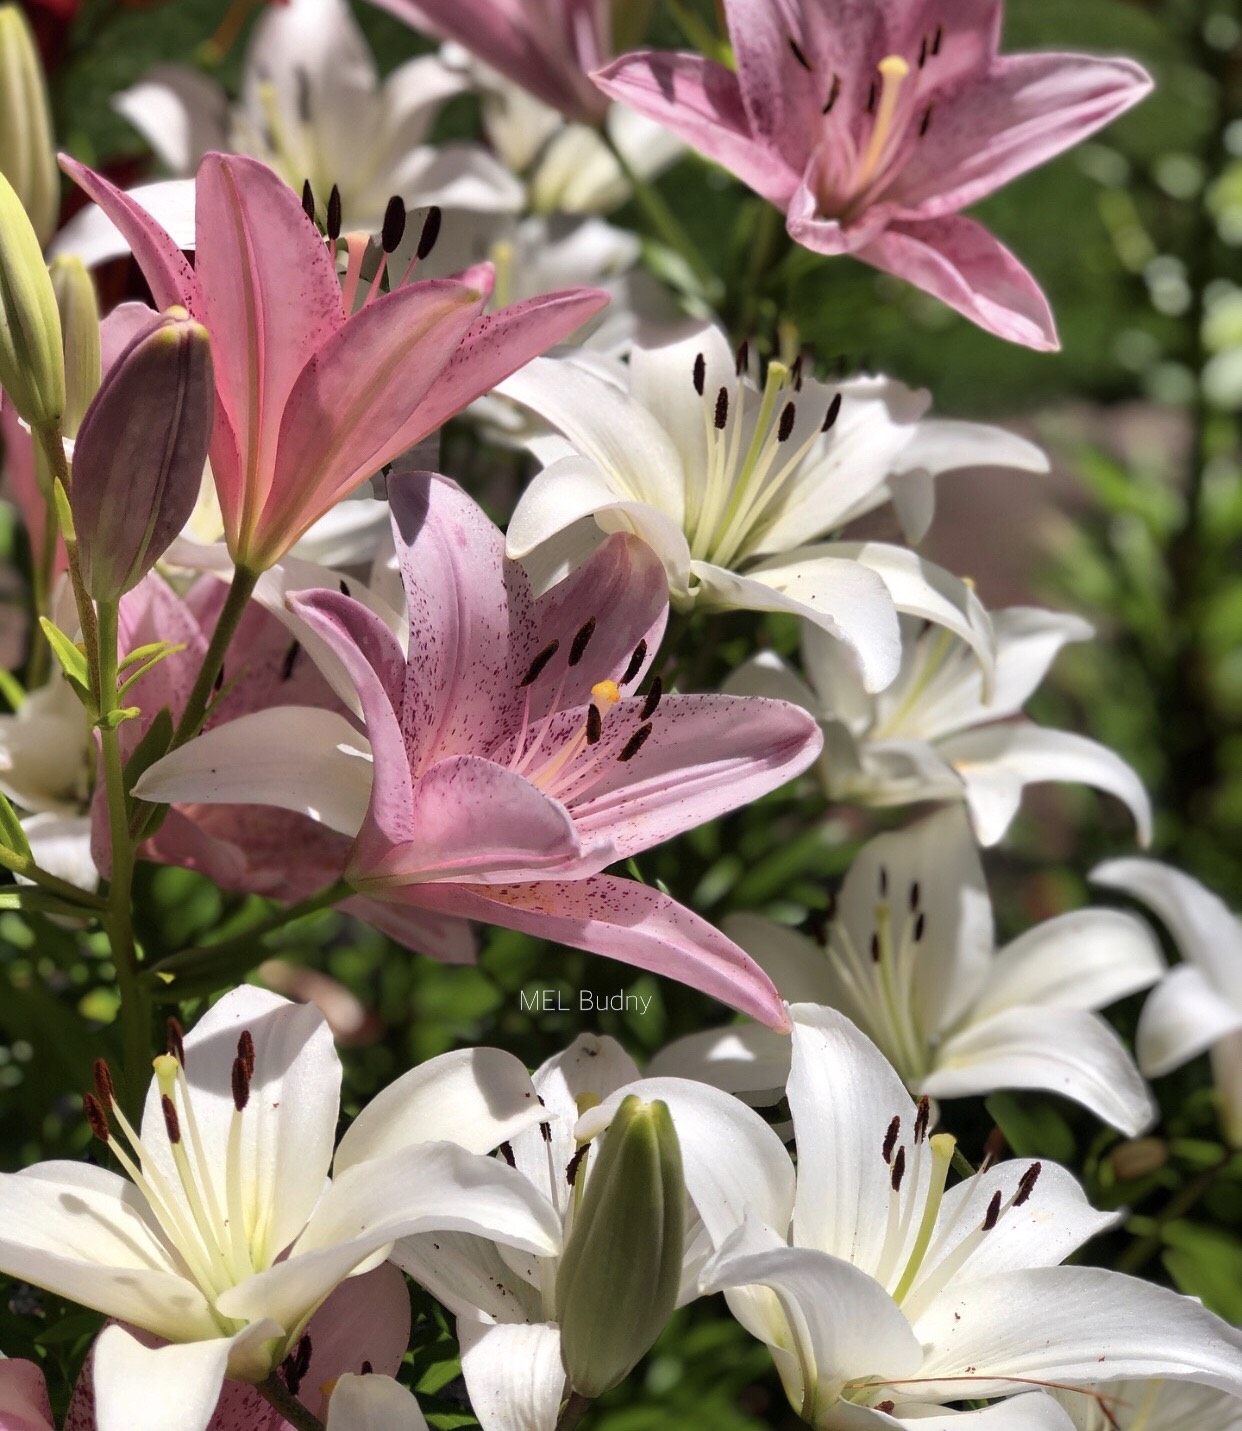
[49, 256, 100, 438]
[0, 5, 59, 247]
[0, 169, 64, 428]
[555, 1095, 685, 1399]
[71, 309, 213, 601]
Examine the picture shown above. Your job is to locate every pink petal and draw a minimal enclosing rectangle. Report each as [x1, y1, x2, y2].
[894, 52, 1154, 218]
[363, 754, 605, 884]
[192, 155, 346, 551]
[59, 154, 199, 310]
[852, 214, 1059, 350]
[593, 51, 799, 208]
[396, 287, 612, 441]
[344, 895, 478, 964]
[250, 280, 484, 564]
[569, 694, 822, 859]
[398, 875, 791, 1028]
[0, 1358, 54, 1431]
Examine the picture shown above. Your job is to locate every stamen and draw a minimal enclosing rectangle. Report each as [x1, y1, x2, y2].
[822, 74, 841, 114]
[870, 931, 881, 962]
[857, 56, 911, 191]
[281, 640, 301, 682]
[84, 1093, 110, 1142]
[932, 23, 943, 54]
[161, 1094, 181, 1145]
[417, 205, 442, 261]
[326, 185, 342, 243]
[714, 387, 729, 430]
[919, 106, 933, 137]
[882, 1115, 900, 1164]
[569, 617, 597, 667]
[1014, 1162, 1041, 1206]
[498, 1141, 516, 1168]
[914, 912, 926, 942]
[566, 1145, 588, 1187]
[586, 706, 603, 745]
[619, 723, 653, 762]
[692, 352, 706, 395]
[640, 676, 663, 721]
[918, 35, 928, 68]
[791, 353, 805, 390]
[521, 641, 560, 687]
[301, 179, 315, 223]
[909, 882, 921, 911]
[381, 196, 406, 254]
[232, 1056, 251, 1113]
[890, 1132, 956, 1303]
[621, 640, 647, 685]
[777, 402, 797, 442]
[982, 1190, 1002, 1231]
[788, 36, 812, 71]
[914, 1096, 930, 1145]
[93, 1058, 116, 1110]
[890, 1145, 906, 1192]
[822, 393, 842, 430]
[340, 233, 370, 313]
[879, 864, 888, 897]
[866, 79, 877, 114]
[238, 1031, 256, 1080]
[735, 339, 749, 375]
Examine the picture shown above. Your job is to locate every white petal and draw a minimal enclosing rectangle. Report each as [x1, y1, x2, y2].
[690, 557, 901, 694]
[925, 1005, 1155, 1135]
[132, 706, 372, 837]
[575, 1077, 795, 1250]
[895, 1394, 1076, 1429]
[92, 1325, 248, 1431]
[984, 608, 1094, 721]
[891, 418, 1048, 537]
[21, 812, 99, 892]
[49, 180, 198, 266]
[721, 651, 819, 712]
[458, 1319, 565, 1431]
[1050, 1379, 1242, 1431]
[1211, 1029, 1242, 1148]
[326, 1374, 430, 1431]
[910, 1266, 1242, 1401]
[394, 1229, 542, 1323]
[647, 1023, 794, 1102]
[1092, 858, 1242, 1008]
[334, 1048, 544, 1174]
[112, 66, 229, 174]
[972, 910, 1165, 1020]
[380, 52, 471, 151]
[1135, 966, 1242, 1077]
[386, 142, 525, 213]
[291, 499, 393, 569]
[942, 726, 1153, 847]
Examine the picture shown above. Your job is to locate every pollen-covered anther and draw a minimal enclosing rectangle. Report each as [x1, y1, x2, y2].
[416, 205, 442, 262]
[914, 1096, 930, 1145]
[714, 387, 730, 430]
[1014, 1161, 1042, 1207]
[882, 1114, 900, 1164]
[692, 352, 706, 395]
[822, 392, 843, 430]
[326, 183, 342, 243]
[498, 1141, 516, 1168]
[84, 1092, 110, 1143]
[777, 401, 797, 442]
[161, 1093, 182, 1145]
[521, 640, 560, 687]
[621, 639, 647, 686]
[166, 1016, 186, 1067]
[890, 1144, 906, 1192]
[569, 617, 597, 668]
[301, 178, 315, 222]
[982, 1190, 1002, 1231]
[566, 1144, 588, 1188]
[586, 705, 603, 746]
[93, 1058, 116, 1111]
[232, 1054, 252, 1113]
[238, 1029, 256, 1078]
[619, 722, 653, 763]
[381, 195, 406, 254]
[640, 676, 663, 721]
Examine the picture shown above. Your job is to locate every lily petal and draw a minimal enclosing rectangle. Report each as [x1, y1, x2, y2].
[325, 1375, 430, 1431]
[458, 1319, 565, 1431]
[1134, 966, 1242, 1078]
[113, 65, 229, 175]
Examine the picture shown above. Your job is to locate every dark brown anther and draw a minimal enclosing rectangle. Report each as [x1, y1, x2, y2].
[735, 339, 749, 375]
[640, 676, 663, 721]
[932, 22, 943, 54]
[339, 578, 350, 596]
[822, 392, 843, 431]
[692, 352, 706, 395]
[238, 1029, 256, 1078]
[539, 1121, 552, 1143]
[161, 1093, 182, 1145]
[569, 617, 597, 668]
[417, 205, 442, 261]
[980, 1126, 1007, 1173]
[295, 1334, 312, 1381]
[586, 705, 603, 746]
[619, 722, 653, 762]
[918, 35, 928, 68]
[788, 36, 812, 70]
[877, 1404, 895, 1416]
[232, 1056, 251, 1113]
[866, 79, 877, 114]
[870, 931, 881, 962]
[791, 352, 805, 390]
[93, 1058, 116, 1111]
[777, 401, 797, 442]
[301, 179, 315, 223]
[621, 640, 647, 686]
[878, 864, 888, 897]
[714, 386, 729, 430]
[84, 1092, 110, 1143]
[822, 74, 841, 114]
[1014, 1162, 1042, 1207]
[381, 195, 407, 254]
[914, 1096, 930, 1145]
[565, 1144, 588, 1188]
[882, 1114, 900, 1164]
[919, 106, 933, 137]
[909, 881, 921, 912]
[521, 640, 560, 687]
[166, 1016, 186, 1068]
[281, 639, 301, 682]
[360, 1361, 373, 1375]
[982, 1190, 1002, 1231]
[914, 912, 926, 943]
[326, 184, 342, 242]
[890, 1145, 906, 1192]
[498, 1141, 516, 1168]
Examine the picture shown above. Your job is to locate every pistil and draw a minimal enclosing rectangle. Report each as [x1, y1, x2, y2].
[856, 57, 911, 193]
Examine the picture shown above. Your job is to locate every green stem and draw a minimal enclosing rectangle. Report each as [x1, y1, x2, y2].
[0, 846, 107, 908]
[255, 1375, 326, 1431]
[33, 423, 100, 693]
[27, 494, 59, 688]
[1116, 1151, 1236, 1275]
[171, 564, 260, 748]
[554, 1392, 593, 1431]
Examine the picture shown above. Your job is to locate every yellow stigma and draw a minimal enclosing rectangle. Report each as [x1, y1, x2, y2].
[857, 55, 911, 192]
[152, 1053, 180, 1095]
[591, 680, 620, 707]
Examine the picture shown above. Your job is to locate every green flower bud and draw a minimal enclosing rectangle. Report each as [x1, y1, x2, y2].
[0, 5, 59, 248]
[0, 169, 65, 428]
[49, 256, 100, 438]
[556, 1095, 685, 1399]
[71, 308, 213, 602]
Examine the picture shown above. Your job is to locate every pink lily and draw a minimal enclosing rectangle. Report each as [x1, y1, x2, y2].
[0, 1357, 54, 1431]
[365, 0, 612, 124]
[59, 151, 608, 569]
[594, 0, 1152, 349]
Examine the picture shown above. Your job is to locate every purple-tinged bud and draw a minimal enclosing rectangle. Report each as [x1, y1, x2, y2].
[71, 308, 213, 602]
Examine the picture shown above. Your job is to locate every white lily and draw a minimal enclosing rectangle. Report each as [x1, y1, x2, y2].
[1092, 859, 1242, 1147]
[652, 807, 1162, 1135]
[109, 0, 522, 235]
[1049, 1378, 1242, 1429]
[499, 321, 1046, 692]
[0, 987, 559, 1431]
[726, 607, 1153, 845]
[579, 1005, 1242, 1428]
[324, 1373, 431, 1430]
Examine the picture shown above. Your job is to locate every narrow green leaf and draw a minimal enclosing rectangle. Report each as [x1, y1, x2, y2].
[37, 616, 90, 694]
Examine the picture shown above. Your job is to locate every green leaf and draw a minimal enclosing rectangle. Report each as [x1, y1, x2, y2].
[0, 886, 95, 917]
[37, 616, 90, 697]
[117, 641, 186, 700]
[0, 789, 32, 859]
[1162, 1222, 1242, 1322]
[985, 1093, 1076, 1164]
[94, 705, 140, 731]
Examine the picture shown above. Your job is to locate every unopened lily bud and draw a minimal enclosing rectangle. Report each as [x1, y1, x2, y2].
[1110, 1136, 1168, 1182]
[71, 309, 212, 601]
[49, 256, 100, 437]
[0, 5, 59, 247]
[556, 1095, 685, 1398]
[0, 169, 64, 428]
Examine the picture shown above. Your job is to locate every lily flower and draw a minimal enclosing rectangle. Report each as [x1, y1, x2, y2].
[1048, 1378, 1242, 1430]
[139, 475, 822, 1025]
[726, 607, 1152, 845]
[653, 807, 1163, 1135]
[580, 1005, 1242, 1427]
[0, 987, 559, 1431]
[594, 0, 1152, 348]
[499, 322, 1045, 693]
[60, 151, 608, 569]
[0, 1356, 54, 1431]
[1092, 859, 1242, 1147]
[112, 0, 523, 235]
